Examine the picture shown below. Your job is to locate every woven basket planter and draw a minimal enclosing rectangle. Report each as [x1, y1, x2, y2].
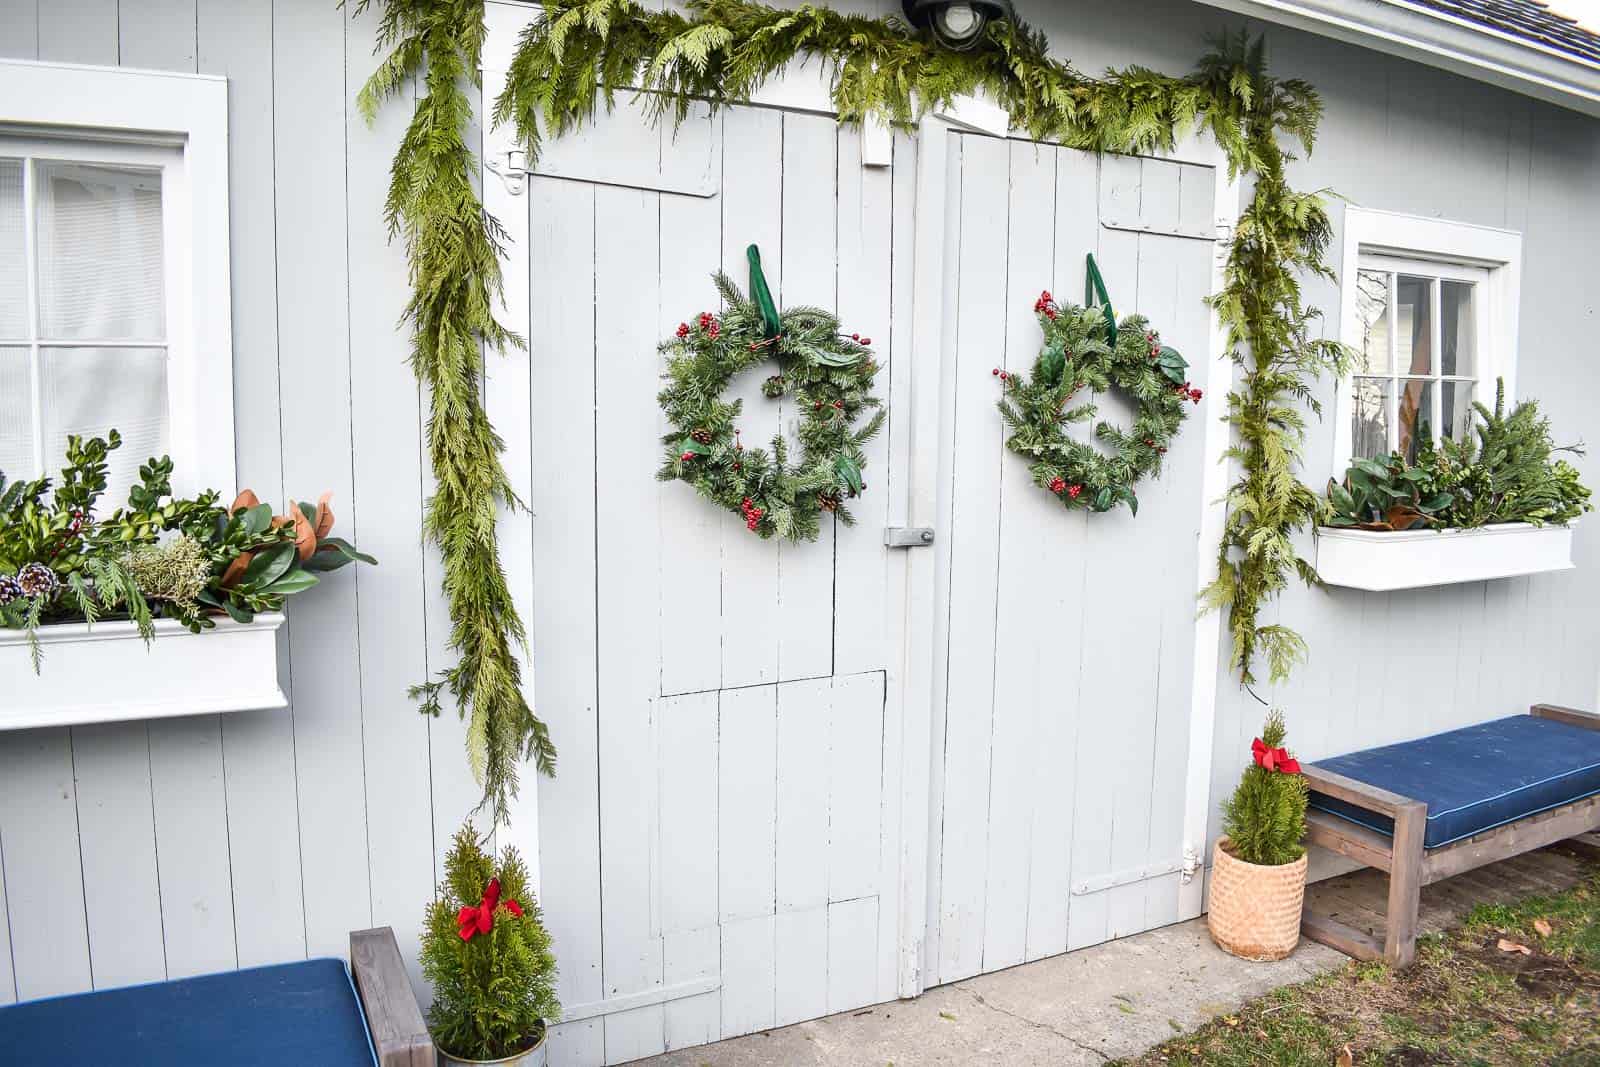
[1207, 837, 1307, 961]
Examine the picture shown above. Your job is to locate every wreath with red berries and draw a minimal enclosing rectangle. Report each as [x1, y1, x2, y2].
[657, 246, 884, 541]
[995, 256, 1202, 516]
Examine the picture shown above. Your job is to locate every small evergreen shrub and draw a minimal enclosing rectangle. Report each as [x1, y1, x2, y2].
[1221, 711, 1308, 866]
[421, 826, 561, 1061]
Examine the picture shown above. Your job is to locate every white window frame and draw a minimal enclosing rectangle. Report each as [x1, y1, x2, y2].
[0, 58, 233, 499]
[1334, 207, 1521, 478]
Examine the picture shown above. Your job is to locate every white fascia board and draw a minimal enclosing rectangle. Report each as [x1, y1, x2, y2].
[1192, 0, 1600, 117]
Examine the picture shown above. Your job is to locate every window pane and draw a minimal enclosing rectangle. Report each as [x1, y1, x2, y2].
[41, 346, 167, 508]
[1443, 380, 1474, 444]
[36, 162, 165, 341]
[1441, 280, 1475, 377]
[1396, 275, 1433, 377]
[1351, 376, 1392, 460]
[1399, 378, 1434, 463]
[1353, 269, 1390, 374]
[0, 159, 24, 339]
[0, 346, 32, 482]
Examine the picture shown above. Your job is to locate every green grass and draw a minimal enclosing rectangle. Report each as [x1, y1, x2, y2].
[1117, 868, 1600, 1066]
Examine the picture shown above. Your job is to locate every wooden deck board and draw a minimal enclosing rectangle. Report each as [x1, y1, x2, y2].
[1304, 842, 1594, 946]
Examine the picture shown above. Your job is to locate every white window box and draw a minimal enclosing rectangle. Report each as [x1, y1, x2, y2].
[0, 614, 286, 731]
[1315, 523, 1575, 591]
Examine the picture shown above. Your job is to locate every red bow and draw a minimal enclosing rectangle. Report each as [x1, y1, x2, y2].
[1251, 737, 1301, 775]
[457, 878, 525, 941]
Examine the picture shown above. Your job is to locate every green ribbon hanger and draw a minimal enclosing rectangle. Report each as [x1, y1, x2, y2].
[1083, 252, 1119, 343]
[748, 244, 782, 340]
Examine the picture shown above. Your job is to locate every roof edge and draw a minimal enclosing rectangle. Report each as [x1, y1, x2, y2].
[1193, 0, 1600, 117]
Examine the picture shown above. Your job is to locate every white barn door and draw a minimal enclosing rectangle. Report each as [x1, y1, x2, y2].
[924, 131, 1221, 985]
[485, 73, 920, 1062]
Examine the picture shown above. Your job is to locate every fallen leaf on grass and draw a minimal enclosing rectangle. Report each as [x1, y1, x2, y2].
[1222, 1015, 1240, 1028]
[1533, 919, 1553, 937]
[1497, 938, 1533, 955]
[1336, 1045, 1354, 1066]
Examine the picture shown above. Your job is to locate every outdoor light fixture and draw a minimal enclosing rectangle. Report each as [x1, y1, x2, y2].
[901, 0, 1016, 51]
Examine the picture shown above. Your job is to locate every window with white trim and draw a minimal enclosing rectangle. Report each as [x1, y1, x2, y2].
[1335, 209, 1521, 475]
[0, 58, 235, 503]
[1, 140, 181, 504]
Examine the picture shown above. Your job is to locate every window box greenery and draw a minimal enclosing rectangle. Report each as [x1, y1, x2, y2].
[1317, 383, 1590, 591]
[0, 431, 372, 730]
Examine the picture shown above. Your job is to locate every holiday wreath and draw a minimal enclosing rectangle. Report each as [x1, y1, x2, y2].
[997, 256, 1202, 515]
[657, 246, 885, 541]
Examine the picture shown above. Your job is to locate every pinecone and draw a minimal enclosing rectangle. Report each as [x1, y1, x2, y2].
[690, 428, 713, 445]
[817, 491, 842, 513]
[15, 562, 59, 599]
[0, 574, 21, 605]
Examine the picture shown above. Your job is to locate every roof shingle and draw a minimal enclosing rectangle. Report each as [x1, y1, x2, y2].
[1393, 0, 1600, 65]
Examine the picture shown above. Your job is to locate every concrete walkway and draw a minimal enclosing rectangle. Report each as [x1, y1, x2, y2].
[635, 919, 1346, 1066]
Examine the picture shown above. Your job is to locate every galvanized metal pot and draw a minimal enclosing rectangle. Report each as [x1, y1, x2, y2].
[435, 1027, 548, 1067]
[1207, 837, 1307, 961]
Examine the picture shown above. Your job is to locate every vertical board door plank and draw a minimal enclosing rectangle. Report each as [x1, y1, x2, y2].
[528, 175, 605, 1050]
[827, 671, 884, 904]
[0, 824, 12, 1002]
[719, 913, 776, 1038]
[272, 0, 371, 960]
[148, 716, 237, 978]
[718, 106, 783, 689]
[832, 126, 894, 678]
[775, 112, 838, 681]
[118, 0, 197, 71]
[776, 676, 831, 913]
[0, 0, 38, 58]
[37, 0, 117, 64]
[1024, 144, 1097, 963]
[979, 138, 1057, 973]
[70, 722, 167, 988]
[718, 683, 778, 922]
[658, 690, 719, 937]
[0, 731, 92, 998]
[344, 3, 436, 995]
[595, 183, 667, 1065]
[935, 131, 1010, 985]
[663, 926, 720, 1051]
[773, 905, 827, 1028]
[825, 894, 878, 1014]
[657, 110, 726, 698]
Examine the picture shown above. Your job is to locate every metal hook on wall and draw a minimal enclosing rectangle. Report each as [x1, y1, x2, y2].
[484, 148, 528, 196]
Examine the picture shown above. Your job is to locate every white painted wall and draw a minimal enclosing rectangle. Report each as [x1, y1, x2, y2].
[0, 5, 1596, 1067]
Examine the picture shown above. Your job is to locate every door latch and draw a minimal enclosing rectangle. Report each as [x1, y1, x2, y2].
[884, 527, 935, 548]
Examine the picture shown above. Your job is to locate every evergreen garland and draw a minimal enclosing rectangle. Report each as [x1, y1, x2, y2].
[997, 286, 1200, 516]
[352, 0, 555, 823]
[496, 0, 1346, 684]
[657, 261, 885, 540]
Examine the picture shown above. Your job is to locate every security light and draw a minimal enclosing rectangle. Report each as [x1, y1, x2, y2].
[901, 0, 1016, 51]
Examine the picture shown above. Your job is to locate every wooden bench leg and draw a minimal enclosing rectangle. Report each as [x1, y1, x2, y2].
[1382, 800, 1428, 968]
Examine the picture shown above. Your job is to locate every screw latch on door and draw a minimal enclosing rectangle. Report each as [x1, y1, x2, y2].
[884, 527, 935, 547]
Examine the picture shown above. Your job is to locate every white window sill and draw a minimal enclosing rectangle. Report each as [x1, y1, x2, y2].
[1, 614, 286, 730]
[1315, 522, 1576, 591]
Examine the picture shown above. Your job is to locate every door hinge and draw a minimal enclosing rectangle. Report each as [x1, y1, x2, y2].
[884, 526, 935, 548]
[1181, 844, 1202, 885]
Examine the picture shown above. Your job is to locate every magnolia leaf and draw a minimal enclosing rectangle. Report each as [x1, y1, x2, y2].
[1156, 347, 1187, 385]
[304, 537, 378, 571]
[241, 541, 296, 588]
[835, 454, 863, 494]
[262, 569, 320, 596]
[683, 439, 712, 456]
[242, 502, 274, 538]
[1094, 487, 1114, 512]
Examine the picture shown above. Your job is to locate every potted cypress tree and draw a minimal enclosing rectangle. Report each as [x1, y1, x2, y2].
[1208, 710, 1309, 960]
[422, 826, 561, 1066]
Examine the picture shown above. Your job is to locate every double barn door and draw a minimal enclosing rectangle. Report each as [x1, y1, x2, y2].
[484, 14, 1222, 1058]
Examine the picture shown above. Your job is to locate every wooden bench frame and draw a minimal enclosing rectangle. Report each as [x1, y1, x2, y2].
[350, 926, 434, 1066]
[1299, 703, 1600, 968]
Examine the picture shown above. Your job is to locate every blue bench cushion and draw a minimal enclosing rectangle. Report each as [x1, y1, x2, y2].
[1309, 714, 1600, 849]
[0, 958, 376, 1067]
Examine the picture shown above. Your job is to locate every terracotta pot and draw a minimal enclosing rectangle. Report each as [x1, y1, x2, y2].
[1206, 837, 1307, 961]
[436, 1027, 548, 1067]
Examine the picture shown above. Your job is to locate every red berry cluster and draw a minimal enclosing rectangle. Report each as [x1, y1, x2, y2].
[991, 367, 1013, 383]
[680, 450, 696, 462]
[848, 332, 874, 346]
[675, 322, 690, 339]
[1033, 290, 1058, 320]
[1067, 484, 1083, 499]
[740, 496, 765, 532]
[1176, 381, 1203, 404]
[697, 311, 721, 340]
[1146, 331, 1162, 359]
[1049, 477, 1067, 494]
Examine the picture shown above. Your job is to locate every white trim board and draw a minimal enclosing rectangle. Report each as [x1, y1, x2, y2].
[0, 58, 235, 499]
[1192, 0, 1600, 118]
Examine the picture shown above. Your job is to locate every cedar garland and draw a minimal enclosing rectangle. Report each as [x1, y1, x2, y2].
[352, 0, 554, 822]
[496, 0, 1345, 683]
